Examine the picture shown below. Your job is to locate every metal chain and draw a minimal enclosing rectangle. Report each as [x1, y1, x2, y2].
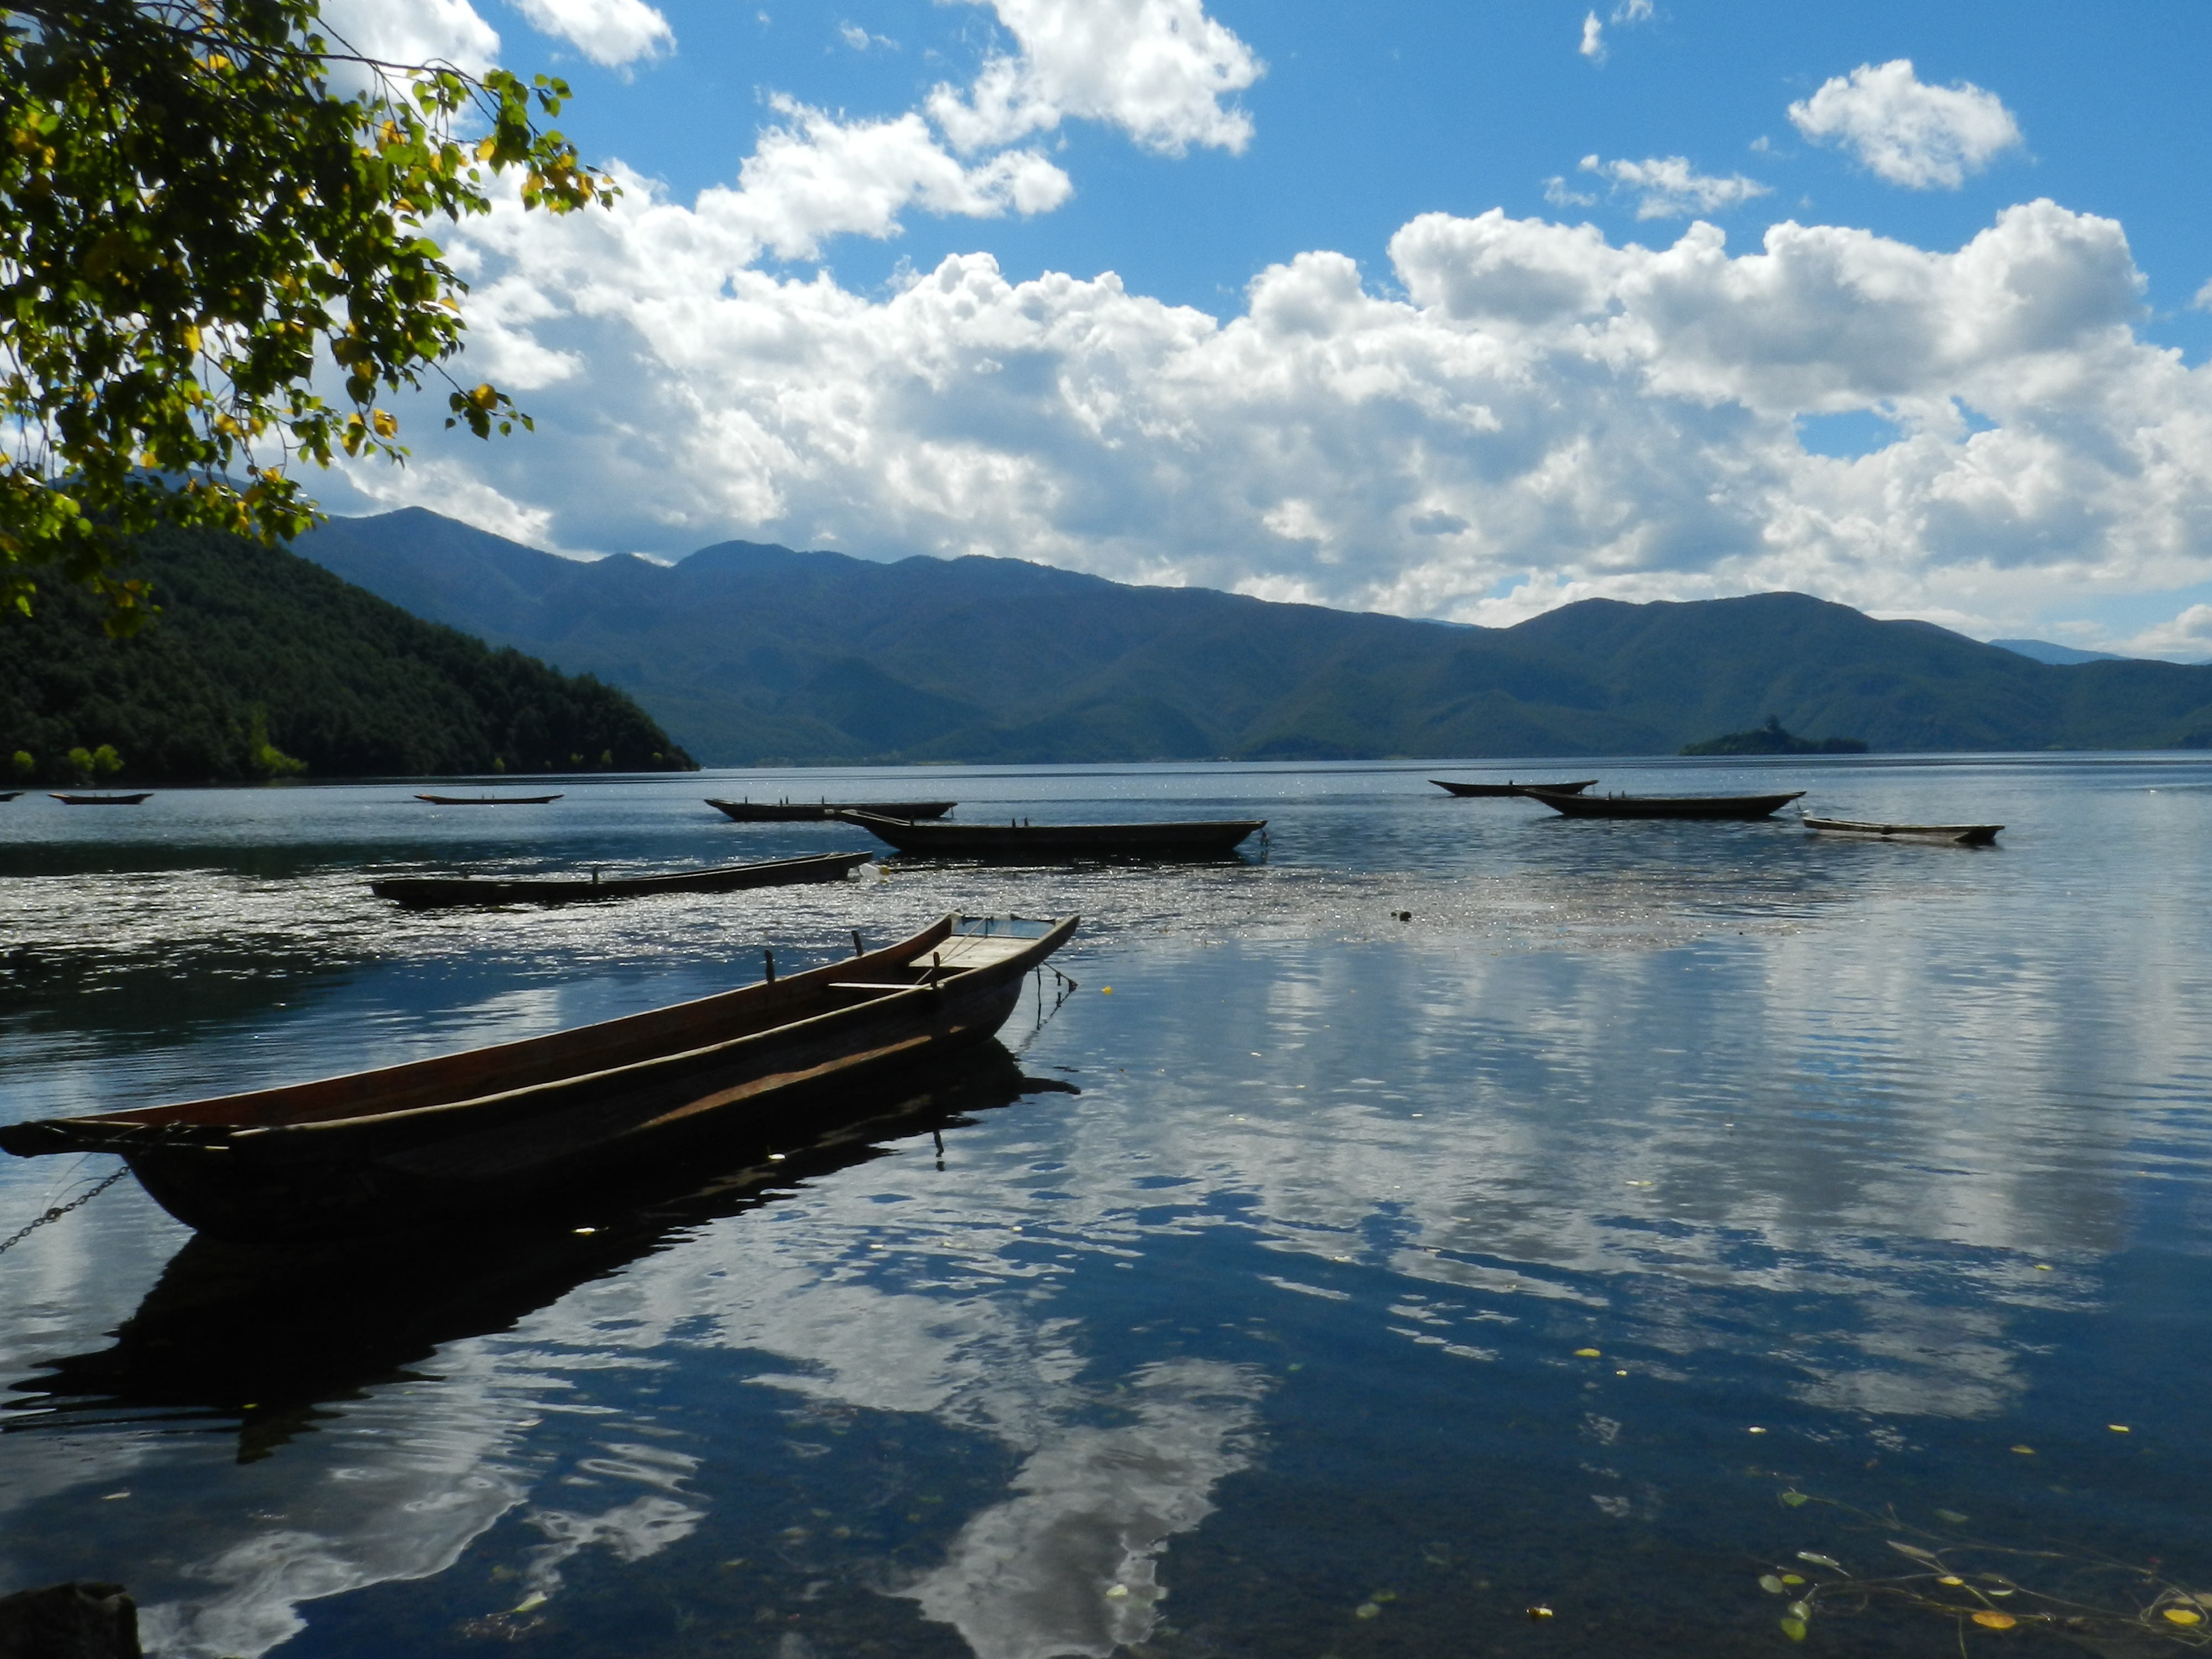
[0, 1166, 129, 1258]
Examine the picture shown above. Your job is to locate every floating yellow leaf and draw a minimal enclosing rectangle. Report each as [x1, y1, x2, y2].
[2034, 1264, 2053, 1271]
[1939, 1576, 1965, 1587]
[2108, 1425, 2130, 1433]
[1779, 1490, 1808, 1508]
[1758, 1576, 1786, 1595]
[1781, 1574, 1804, 1586]
[1748, 1426, 1767, 1434]
[1526, 1605, 1553, 1623]
[1797, 1552, 1843, 1571]
[511, 1592, 548, 1614]
[1102, 987, 1112, 994]
[1574, 1348, 1601, 1358]
[2010, 1445, 2034, 1455]
[1779, 1616, 1806, 1641]
[1354, 1602, 1380, 1620]
[1105, 1585, 1130, 1600]
[1971, 1611, 2016, 1630]
[2165, 1608, 2204, 1627]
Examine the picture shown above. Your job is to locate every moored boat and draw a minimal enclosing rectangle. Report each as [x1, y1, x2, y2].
[415, 793, 564, 805]
[1525, 787, 1805, 821]
[50, 792, 153, 805]
[1801, 815, 2002, 846]
[1430, 778, 1598, 798]
[370, 850, 873, 909]
[0, 914, 1078, 1242]
[707, 797, 956, 822]
[837, 811, 1264, 856]
[0, 791, 20, 802]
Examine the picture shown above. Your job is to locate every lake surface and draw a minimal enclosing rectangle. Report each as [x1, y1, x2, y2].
[4, 756, 2211, 1658]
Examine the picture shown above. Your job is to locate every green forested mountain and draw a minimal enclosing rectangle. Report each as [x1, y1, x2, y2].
[1, 526, 693, 784]
[298, 507, 2212, 764]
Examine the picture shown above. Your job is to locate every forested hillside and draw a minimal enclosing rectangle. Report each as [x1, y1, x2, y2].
[300, 507, 2212, 765]
[1, 526, 694, 784]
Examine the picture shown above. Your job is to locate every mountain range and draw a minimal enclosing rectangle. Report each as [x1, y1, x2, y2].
[296, 508, 2212, 765]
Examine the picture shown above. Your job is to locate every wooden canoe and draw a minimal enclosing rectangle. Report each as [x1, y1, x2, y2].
[0, 914, 1078, 1242]
[706, 798, 956, 822]
[837, 811, 1264, 856]
[370, 851, 873, 909]
[1430, 778, 1598, 798]
[49, 792, 153, 805]
[415, 793, 564, 805]
[1802, 815, 2002, 846]
[1524, 787, 1806, 821]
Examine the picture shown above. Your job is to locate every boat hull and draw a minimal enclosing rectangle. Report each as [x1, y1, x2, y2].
[370, 851, 872, 908]
[1430, 779, 1597, 798]
[1802, 816, 2001, 846]
[414, 794, 563, 805]
[50, 792, 152, 805]
[1526, 789, 1805, 821]
[707, 799, 955, 822]
[840, 812, 1264, 855]
[2, 916, 1077, 1243]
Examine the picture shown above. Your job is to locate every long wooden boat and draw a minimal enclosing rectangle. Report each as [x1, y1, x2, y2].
[50, 791, 153, 805]
[1802, 815, 2002, 846]
[1430, 778, 1597, 798]
[0, 914, 1078, 1243]
[1525, 787, 1805, 821]
[837, 811, 1264, 856]
[369, 850, 873, 909]
[415, 793, 563, 805]
[707, 797, 956, 822]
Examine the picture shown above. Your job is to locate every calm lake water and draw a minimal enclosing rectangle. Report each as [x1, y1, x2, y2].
[4, 757, 2211, 1659]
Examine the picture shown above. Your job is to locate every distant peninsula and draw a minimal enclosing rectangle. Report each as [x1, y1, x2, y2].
[1680, 717, 1869, 756]
[2, 526, 695, 785]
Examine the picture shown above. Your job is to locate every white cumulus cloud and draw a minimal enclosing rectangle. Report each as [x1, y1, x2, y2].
[315, 0, 501, 77]
[2122, 604, 2212, 661]
[1579, 154, 1771, 220]
[341, 185, 2212, 649]
[1578, 12, 1605, 62]
[508, 0, 674, 66]
[1788, 60, 2023, 190]
[927, 0, 1262, 155]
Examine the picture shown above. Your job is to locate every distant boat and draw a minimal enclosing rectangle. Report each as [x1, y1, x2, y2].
[0, 791, 20, 802]
[1430, 778, 1598, 798]
[0, 913, 1079, 1242]
[50, 792, 153, 806]
[1802, 815, 2002, 847]
[1525, 787, 1805, 821]
[838, 811, 1264, 856]
[371, 851, 874, 909]
[415, 793, 564, 806]
[707, 798, 955, 822]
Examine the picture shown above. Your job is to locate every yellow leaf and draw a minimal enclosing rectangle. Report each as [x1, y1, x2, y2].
[1779, 1616, 1806, 1641]
[1971, 1611, 2016, 1630]
[2165, 1608, 2204, 1627]
[372, 409, 398, 437]
[2010, 1445, 2034, 1455]
[1574, 1348, 1601, 1358]
[1757, 1575, 1783, 1594]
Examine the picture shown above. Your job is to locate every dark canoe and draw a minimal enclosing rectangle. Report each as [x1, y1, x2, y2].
[1525, 787, 1806, 821]
[50, 792, 153, 805]
[0, 914, 1078, 1242]
[1802, 815, 2002, 846]
[707, 798, 956, 822]
[1430, 778, 1598, 798]
[415, 793, 564, 805]
[0, 791, 19, 801]
[837, 811, 1265, 856]
[370, 850, 873, 909]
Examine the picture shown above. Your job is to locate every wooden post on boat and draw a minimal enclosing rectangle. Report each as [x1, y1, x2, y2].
[851, 929, 864, 958]
[763, 949, 776, 983]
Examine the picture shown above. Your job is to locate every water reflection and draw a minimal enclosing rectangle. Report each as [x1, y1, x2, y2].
[3, 760, 2210, 1659]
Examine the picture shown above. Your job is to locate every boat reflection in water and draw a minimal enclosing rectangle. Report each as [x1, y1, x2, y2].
[8, 1047, 1072, 1467]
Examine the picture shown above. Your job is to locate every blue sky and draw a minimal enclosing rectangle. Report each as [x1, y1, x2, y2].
[314, 0, 2212, 656]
